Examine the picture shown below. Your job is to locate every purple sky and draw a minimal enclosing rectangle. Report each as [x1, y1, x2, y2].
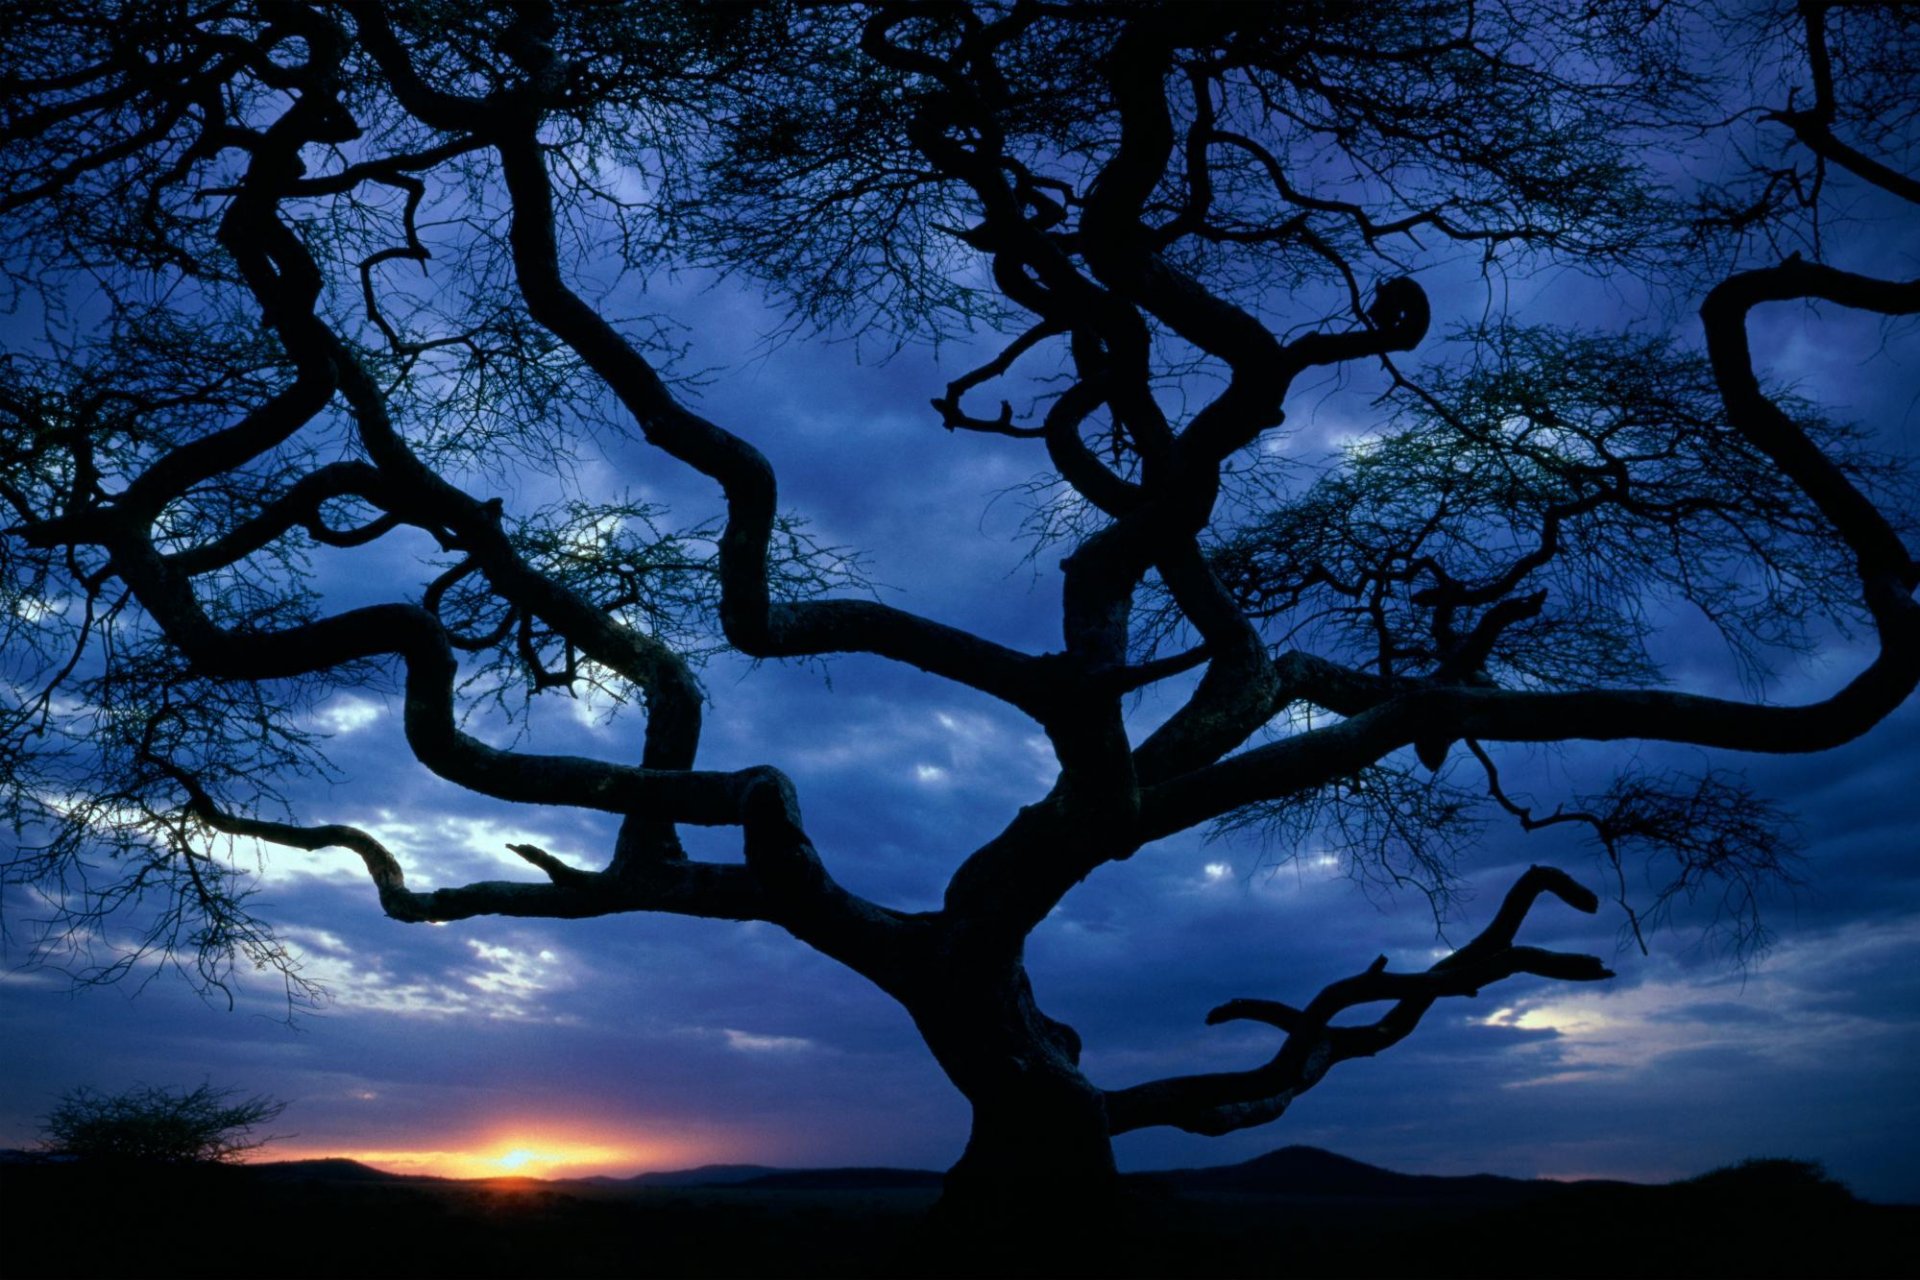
[3, 19, 1918, 1200]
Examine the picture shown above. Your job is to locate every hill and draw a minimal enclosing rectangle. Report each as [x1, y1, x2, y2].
[2, 1145, 1908, 1278]
[1143, 1144, 1612, 1201]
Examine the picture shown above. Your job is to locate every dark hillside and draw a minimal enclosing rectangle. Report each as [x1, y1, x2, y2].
[1142, 1144, 1581, 1201]
[1, 1150, 1908, 1279]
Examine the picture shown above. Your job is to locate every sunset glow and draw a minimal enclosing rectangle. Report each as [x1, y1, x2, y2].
[267, 1133, 699, 1180]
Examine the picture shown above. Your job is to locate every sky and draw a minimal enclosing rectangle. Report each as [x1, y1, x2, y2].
[3, 21, 1919, 1206]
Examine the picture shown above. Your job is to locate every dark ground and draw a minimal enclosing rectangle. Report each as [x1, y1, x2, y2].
[3, 1147, 1911, 1279]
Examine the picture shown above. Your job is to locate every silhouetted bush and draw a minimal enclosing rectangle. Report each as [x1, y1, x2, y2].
[1685, 1157, 1856, 1206]
[39, 1083, 287, 1164]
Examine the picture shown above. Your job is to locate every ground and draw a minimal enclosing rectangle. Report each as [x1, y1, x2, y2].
[3, 1148, 1911, 1278]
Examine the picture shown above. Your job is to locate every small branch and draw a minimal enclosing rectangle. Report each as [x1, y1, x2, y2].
[504, 842, 598, 891]
[1762, 5, 1920, 207]
[1091, 643, 1211, 696]
[182, 783, 769, 925]
[161, 461, 390, 575]
[930, 318, 1062, 437]
[1205, 998, 1305, 1031]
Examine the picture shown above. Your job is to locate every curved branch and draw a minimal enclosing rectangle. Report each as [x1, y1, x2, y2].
[1700, 260, 1920, 603]
[359, 7, 1057, 716]
[186, 790, 768, 925]
[1144, 259, 1920, 835]
[484, 123, 1056, 719]
[1141, 645, 1920, 840]
[931, 318, 1062, 437]
[1130, 538, 1280, 783]
[1105, 865, 1611, 1136]
[181, 763, 918, 982]
[1043, 379, 1144, 516]
[1764, 4, 1920, 206]
[162, 461, 393, 575]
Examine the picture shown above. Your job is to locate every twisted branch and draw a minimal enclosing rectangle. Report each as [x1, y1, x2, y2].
[1105, 865, 1612, 1136]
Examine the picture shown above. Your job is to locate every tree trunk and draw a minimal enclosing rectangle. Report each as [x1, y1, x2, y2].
[945, 1053, 1116, 1199]
[904, 950, 1123, 1266]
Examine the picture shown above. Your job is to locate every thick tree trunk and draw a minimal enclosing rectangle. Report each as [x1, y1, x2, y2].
[944, 1054, 1116, 1199]
[903, 950, 1122, 1264]
[925, 1079, 1123, 1274]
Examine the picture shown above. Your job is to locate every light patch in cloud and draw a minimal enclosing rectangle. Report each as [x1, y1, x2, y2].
[1480, 914, 1920, 1088]
[1265, 704, 1346, 739]
[465, 940, 567, 1008]
[10, 593, 70, 623]
[771, 702, 1057, 791]
[1203, 862, 1233, 883]
[243, 810, 595, 891]
[275, 927, 573, 1021]
[346, 812, 595, 886]
[562, 661, 636, 734]
[272, 928, 469, 1018]
[313, 695, 384, 735]
[722, 1028, 815, 1054]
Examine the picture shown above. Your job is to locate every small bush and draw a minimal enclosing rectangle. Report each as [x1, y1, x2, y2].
[1684, 1157, 1855, 1205]
[39, 1083, 288, 1164]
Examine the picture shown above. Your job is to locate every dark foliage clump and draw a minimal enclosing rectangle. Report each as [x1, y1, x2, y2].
[39, 1083, 287, 1165]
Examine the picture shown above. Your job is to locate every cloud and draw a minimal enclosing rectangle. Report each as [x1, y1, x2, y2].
[271, 921, 576, 1022]
[721, 1029, 816, 1054]
[312, 695, 385, 735]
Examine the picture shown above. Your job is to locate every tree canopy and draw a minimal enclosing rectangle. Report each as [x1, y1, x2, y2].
[2, 0, 1916, 1208]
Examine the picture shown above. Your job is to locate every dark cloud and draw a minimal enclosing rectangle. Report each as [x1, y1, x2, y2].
[1645, 1001, 1782, 1026]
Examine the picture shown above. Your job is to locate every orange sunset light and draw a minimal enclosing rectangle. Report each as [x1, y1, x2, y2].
[271, 1132, 700, 1180]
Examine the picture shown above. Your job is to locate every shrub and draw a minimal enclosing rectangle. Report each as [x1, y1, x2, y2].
[39, 1083, 287, 1164]
[1684, 1157, 1856, 1206]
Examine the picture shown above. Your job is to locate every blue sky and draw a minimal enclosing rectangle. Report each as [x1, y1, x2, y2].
[5, 242, 1917, 1199]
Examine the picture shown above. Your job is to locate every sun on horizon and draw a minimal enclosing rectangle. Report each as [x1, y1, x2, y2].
[265, 1133, 699, 1181]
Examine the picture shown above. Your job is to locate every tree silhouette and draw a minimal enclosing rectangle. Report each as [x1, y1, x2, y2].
[39, 1082, 287, 1165]
[2, 0, 1915, 1216]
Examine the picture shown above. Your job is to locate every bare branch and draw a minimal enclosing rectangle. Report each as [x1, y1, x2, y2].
[1105, 865, 1612, 1136]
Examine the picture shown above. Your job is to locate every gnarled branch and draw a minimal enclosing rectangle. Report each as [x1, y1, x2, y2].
[1105, 865, 1612, 1136]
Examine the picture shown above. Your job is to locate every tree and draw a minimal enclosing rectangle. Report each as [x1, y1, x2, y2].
[2, 0, 1915, 1221]
[39, 1083, 287, 1164]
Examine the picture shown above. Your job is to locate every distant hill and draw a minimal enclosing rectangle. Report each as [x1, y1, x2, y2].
[247, 1157, 411, 1183]
[596, 1164, 782, 1188]
[589, 1164, 941, 1191]
[733, 1167, 946, 1191]
[203, 1145, 1650, 1200]
[1141, 1144, 1610, 1201]
[585, 1145, 1597, 1198]
[0, 1151, 413, 1181]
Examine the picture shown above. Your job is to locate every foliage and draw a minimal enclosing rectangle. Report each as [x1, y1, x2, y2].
[38, 1083, 288, 1165]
